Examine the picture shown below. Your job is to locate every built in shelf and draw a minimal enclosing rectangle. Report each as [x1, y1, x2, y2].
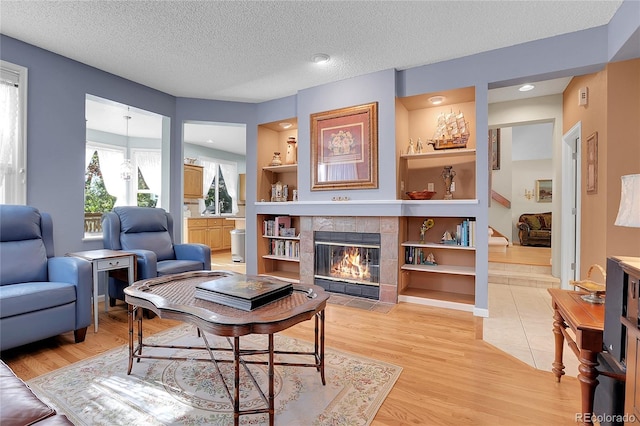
[399, 148, 476, 160]
[262, 164, 297, 173]
[401, 241, 476, 250]
[262, 255, 300, 262]
[259, 272, 300, 284]
[400, 264, 475, 276]
[262, 235, 300, 241]
[398, 288, 474, 312]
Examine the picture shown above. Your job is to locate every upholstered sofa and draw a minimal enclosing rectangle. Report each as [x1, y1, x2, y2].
[102, 206, 211, 303]
[0, 360, 73, 424]
[517, 212, 552, 247]
[0, 205, 93, 352]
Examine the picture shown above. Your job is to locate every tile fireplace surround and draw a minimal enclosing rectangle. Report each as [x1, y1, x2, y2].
[298, 216, 399, 304]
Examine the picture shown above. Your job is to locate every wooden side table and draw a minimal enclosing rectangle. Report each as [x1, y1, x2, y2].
[66, 249, 136, 332]
[548, 288, 604, 425]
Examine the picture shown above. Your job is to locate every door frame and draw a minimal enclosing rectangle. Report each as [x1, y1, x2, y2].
[560, 121, 581, 289]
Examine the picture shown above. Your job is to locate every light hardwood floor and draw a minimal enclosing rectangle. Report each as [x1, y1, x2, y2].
[2, 249, 582, 425]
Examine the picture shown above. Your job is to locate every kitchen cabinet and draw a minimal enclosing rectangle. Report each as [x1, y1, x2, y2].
[184, 164, 204, 199]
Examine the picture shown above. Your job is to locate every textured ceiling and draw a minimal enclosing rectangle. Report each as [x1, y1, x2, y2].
[0, 0, 623, 103]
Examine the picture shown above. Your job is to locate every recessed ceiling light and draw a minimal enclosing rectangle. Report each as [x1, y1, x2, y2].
[311, 53, 330, 64]
[206, 139, 214, 144]
[519, 84, 535, 92]
[428, 96, 445, 105]
[279, 122, 292, 129]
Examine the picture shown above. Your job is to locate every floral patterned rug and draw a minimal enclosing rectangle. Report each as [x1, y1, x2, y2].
[28, 324, 401, 425]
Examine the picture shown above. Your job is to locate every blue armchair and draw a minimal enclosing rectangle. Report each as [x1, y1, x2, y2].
[102, 206, 211, 304]
[0, 205, 92, 351]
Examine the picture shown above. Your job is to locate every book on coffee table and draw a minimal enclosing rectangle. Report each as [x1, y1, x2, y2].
[194, 275, 293, 311]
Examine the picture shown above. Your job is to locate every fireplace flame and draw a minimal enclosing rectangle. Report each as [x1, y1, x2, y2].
[331, 247, 370, 281]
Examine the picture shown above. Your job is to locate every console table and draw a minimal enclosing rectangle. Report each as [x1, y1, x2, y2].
[66, 249, 135, 332]
[123, 270, 329, 426]
[548, 288, 604, 425]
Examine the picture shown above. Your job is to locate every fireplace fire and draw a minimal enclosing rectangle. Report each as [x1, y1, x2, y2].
[314, 231, 380, 299]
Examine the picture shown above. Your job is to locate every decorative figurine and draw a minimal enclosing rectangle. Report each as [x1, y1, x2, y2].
[407, 138, 415, 155]
[416, 138, 424, 154]
[425, 252, 437, 265]
[442, 165, 456, 200]
[419, 218, 435, 243]
[285, 137, 297, 165]
[442, 231, 456, 245]
[270, 152, 282, 166]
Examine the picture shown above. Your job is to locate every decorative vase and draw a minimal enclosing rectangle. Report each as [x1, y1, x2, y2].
[285, 137, 297, 165]
[442, 166, 456, 200]
[270, 152, 282, 166]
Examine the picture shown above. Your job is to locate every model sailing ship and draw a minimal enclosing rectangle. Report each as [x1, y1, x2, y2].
[427, 110, 470, 150]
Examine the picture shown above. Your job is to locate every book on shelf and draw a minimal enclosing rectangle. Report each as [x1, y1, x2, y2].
[195, 274, 293, 311]
[263, 216, 294, 237]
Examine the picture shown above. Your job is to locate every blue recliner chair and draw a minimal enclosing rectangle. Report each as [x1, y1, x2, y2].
[0, 205, 92, 351]
[102, 206, 211, 304]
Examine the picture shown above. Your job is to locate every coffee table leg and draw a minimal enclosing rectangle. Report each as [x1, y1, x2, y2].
[127, 303, 134, 374]
[268, 334, 275, 426]
[318, 310, 326, 385]
[234, 336, 240, 426]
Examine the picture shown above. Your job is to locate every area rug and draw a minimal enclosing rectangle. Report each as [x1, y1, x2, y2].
[28, 324, 401, 425]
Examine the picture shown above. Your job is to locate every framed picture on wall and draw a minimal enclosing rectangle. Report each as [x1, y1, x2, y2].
[536, 179, 552, 202]
[489, 128, 500, 170]
[310, 102, 378, 190]
[586, 132, 598, 194]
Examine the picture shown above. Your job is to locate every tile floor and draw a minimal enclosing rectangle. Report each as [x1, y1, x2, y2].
[484, 283, 580, 378]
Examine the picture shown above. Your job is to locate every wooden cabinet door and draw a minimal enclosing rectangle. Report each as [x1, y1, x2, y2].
[188, 227, 207, 246]
[184, 165, 204, 199]
[208, 227, 223, 251]
[223, 224, 234, 249]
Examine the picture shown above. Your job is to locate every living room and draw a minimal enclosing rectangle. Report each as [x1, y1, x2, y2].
[1, 1, 639, 424]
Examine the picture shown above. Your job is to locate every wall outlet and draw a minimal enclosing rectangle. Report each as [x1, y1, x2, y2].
[427, 182, 434, 192]
[450, 182, 456, 192]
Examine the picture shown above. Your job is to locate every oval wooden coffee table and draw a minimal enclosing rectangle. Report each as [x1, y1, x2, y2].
[124, 270, 329, 426]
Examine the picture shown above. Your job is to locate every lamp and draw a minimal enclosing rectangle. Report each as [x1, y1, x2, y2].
[524, 189, 534, 200]
[120, 111, 132, 181]
[614, 174, 640, 227]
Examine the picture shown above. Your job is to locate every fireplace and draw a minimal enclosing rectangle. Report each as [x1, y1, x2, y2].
[314, 231, 380, 299]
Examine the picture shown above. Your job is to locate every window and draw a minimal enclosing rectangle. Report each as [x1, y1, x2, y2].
[0, 61, 27, 204]
[132, 149, 161, 208]
[200, 158, 238, 216]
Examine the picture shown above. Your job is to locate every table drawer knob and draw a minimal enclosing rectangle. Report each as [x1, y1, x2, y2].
[109, 261, 120, 267]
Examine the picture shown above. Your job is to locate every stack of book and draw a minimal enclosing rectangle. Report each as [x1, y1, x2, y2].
[194, 275, 293, 311]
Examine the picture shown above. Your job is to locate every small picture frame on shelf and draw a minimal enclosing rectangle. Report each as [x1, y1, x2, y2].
[280, 228, 296, 237]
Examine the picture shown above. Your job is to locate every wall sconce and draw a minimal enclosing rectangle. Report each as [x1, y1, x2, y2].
[524, 189, 534, 200]
[614, 174, 640, 228]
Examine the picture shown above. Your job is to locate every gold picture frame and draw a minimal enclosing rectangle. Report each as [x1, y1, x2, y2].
[586, 132, 598, 194]
[536, 179, 552, 202]
[311, 102, 378, 190]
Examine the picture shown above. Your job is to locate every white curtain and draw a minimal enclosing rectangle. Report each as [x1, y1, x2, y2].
[135, 150, 161, 200]
[0, 79, 20, 204]
[219, 162, 238, 214]
[200, 157, 217, 201]
[95, 147, 126, 206]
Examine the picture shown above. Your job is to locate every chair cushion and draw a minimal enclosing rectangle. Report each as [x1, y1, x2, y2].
[0, 360, 56, 425]
[0, 282, 76, 318]
[0, 240, 48, 286]
[157, 260, 205, 276]
[0, 205, 42, 242]
[115, 206, 168, 233]
[524, 215, 541, 230]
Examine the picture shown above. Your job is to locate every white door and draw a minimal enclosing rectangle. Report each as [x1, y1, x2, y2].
[560, 122, 581, 289]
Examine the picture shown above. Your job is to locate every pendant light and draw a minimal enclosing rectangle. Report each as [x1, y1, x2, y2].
[120, 109, 133, 181]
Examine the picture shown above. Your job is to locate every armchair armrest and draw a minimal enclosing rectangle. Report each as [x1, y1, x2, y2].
[126, 249, 158, 279]
[174, 243, 211, 270]
[48, 257, 93, 328]
[517, 222, 530, 231]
